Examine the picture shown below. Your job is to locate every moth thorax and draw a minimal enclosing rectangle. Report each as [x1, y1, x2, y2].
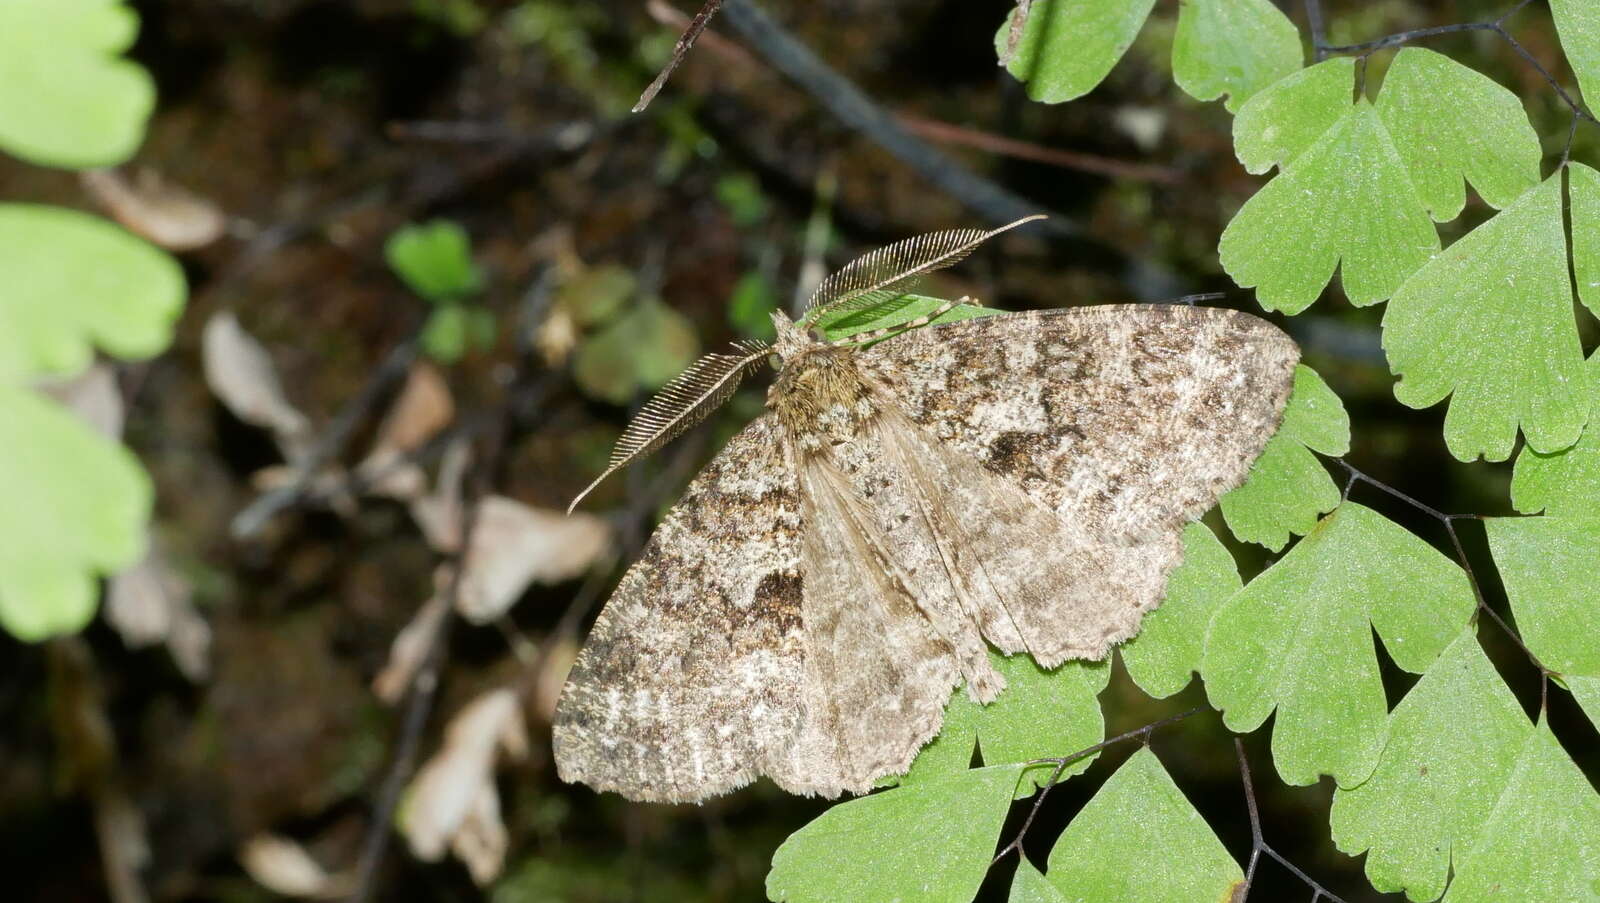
[768, 347, 874, 448]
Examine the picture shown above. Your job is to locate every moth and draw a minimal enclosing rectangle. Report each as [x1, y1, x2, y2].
[554, 217, 1299, 803]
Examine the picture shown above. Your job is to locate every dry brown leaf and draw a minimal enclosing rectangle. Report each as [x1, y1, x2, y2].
[202, 311, 312, 458]
[356, 362, 455, 500]
[401, 689, 528, 883]
[238, 833, 352, 899]
[1113, 105, 1167, 152]
[91, 786, 152, 903]
[409, 439, 472, 553]
[248, 464, 356, 518]
[534, 305, 579, 368]
[81, 168, 227, 251]
[35, 363, 124, 437]
[371, 593, 449, 705]
[532, 635, 580, 724]
[454, 497, 611, 623]
[106, 549, 211, 682]
[451, 785, 509, 886]
[406, 440, 609, 622]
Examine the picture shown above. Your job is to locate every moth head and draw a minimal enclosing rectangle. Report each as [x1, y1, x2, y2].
[767, 342, 866, 433]
[770, 310, 821, 363]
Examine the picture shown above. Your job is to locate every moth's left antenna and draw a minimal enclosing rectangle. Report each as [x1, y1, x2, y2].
[568, 340, 771, 513]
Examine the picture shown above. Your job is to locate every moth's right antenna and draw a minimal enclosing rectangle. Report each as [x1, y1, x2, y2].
[801, 214, 1045, 324]
[568, 340, 771, 513]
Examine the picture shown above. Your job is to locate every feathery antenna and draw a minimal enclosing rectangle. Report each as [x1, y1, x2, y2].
[801, 214, 1044, 324]
[568, 340, 771, 513]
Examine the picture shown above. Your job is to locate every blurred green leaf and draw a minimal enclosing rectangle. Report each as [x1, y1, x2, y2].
[385, 220, 483, 304]
[1042, 748, 1244, 902]
[420, 305, 495, 364]
[1203, 503, 1475, 786]
[421, 306, 468, 364]
[572, 298, 700, 404]
[1220, 365, 1349, 551]
[559, 264, 636, 328]
[1440, 721, 1600, 902]
[1484, 516, 1600, 680]
[1121, 523, 1240, 698]
[0, 384, 151, 641]
[899, 652, 1107, 796]
[728, 271, 780, 341]
[766, 764, 1023, 903]
[1330, 630, 1530, 902]
[466, 306, 497, 353]
[997, 0, 1158, 103]
[412, 0, 486, 36]
[0, 203, 186, 382]
[0, 0, 155, 168]
[715, 172, 769, 227]
[1374, 48, 1541, 220]
[630, 299, 700, 387]
[1383, 174, 1586, 461]
[1551, 0, 1600, 107]
[1171, 0, 1302, 112]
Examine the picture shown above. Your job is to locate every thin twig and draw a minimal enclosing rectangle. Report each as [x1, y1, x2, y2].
[1320, 21, 1496, 56]
[1491, 24, 1599, 126]
[349, 289, 536, 899]
[1313, 1, 1597, 128]
[1332, 459, 1553, 677]
[894, 112, 1182, 184]
[992, 707, 1203, 863]
[348, 548, 464, 902]
[793, 161, 838, 316]
[646, 0, 1174, 186]
[231, 338, 419, 538]
[1562, 109, 1582, 169]
[1171, 291, 1227, 306]
[347, 582, 454, 903]
[645, 0, 756, 67]
[1235, 739, 1351, 903]
[385, 120, 595, 150]
[634, 0, 726, 113]
[716, 0, 1080, 238]
[1304, 0, 1327, 62]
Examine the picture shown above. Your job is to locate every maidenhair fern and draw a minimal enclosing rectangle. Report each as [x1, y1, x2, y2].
[768, 2, 1600, 901]
[0, 0, 184, 642]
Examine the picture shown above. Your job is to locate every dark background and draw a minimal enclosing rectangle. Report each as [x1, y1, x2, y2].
[1, 1, 1594, 901]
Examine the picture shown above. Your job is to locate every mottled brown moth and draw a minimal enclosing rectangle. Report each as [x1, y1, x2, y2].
[554, 217, 1299, 803]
